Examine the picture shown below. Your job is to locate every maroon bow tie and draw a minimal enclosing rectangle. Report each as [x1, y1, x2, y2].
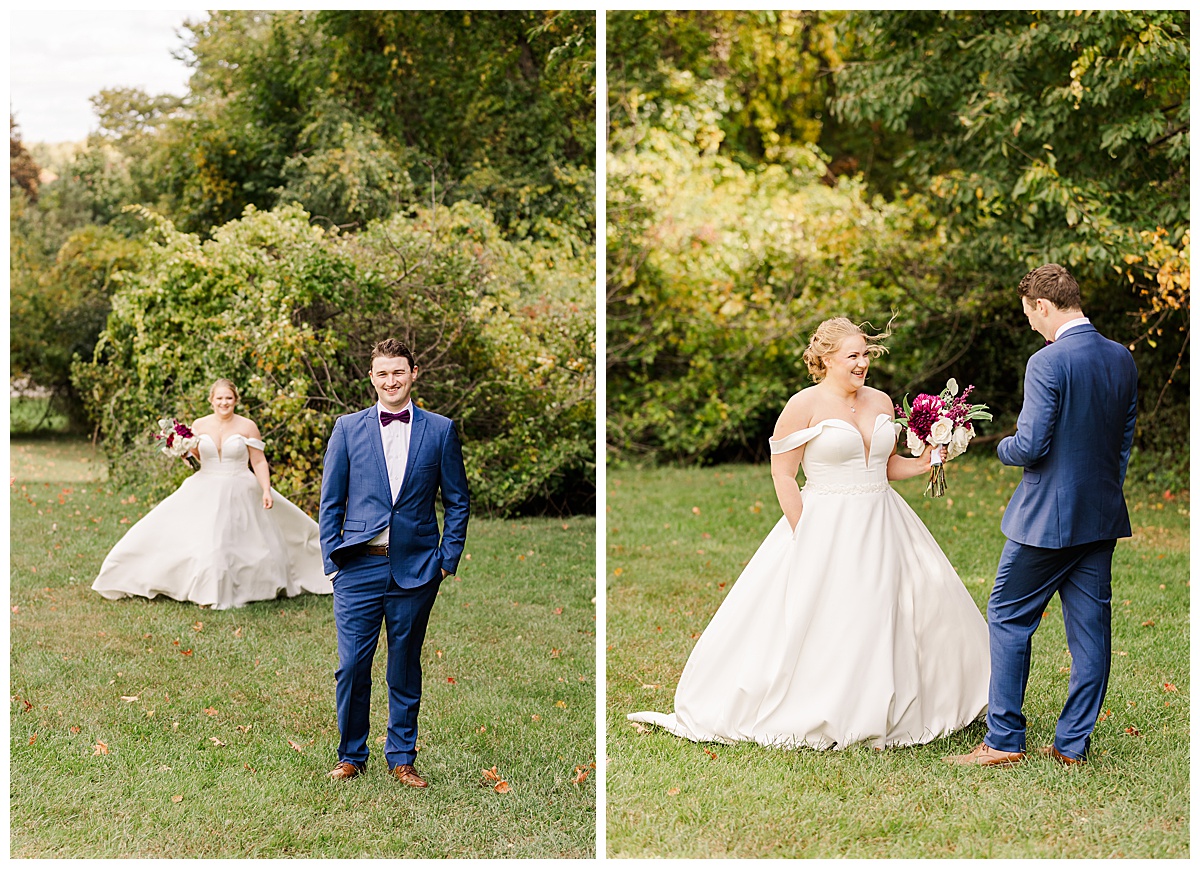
[380, 408, 410, 426]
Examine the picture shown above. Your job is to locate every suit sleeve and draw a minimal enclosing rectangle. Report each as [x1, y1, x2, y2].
[438, 421, 470, 575]
[318, 417, 349, 575]
[997, 352, 1060, 469]
[1119, 357, 1138, 486]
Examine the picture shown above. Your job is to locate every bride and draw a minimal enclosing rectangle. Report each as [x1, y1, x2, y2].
[629, 318, 989, 749]
[91, 378, 333, 609]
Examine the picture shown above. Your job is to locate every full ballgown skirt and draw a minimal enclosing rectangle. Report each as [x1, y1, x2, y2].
[629, 414, 989, 749]
[92, 433, 333, 609]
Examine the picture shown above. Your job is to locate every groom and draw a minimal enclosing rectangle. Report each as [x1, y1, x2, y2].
[947, 264, 1137, 768]
[319, 338, 470, 786]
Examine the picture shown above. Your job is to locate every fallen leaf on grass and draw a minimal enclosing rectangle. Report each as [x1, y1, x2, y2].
[482, 766, 501, 781]
[447, 677, 457, 684]
[531, 714, 542, 722]
[69, 726, 80, 734]
[236, 724, 252, 733]
[553, 607, 564, 615]
[550, 648, 561, 658]
[1142, 620, 1155, 627]
[210, 737, 226, 747]
[1098, 709, 1112, 722]
[192, 622, 203, 632]
[555, 700, 567, 709]
[494, 781, 511, 794]
[93, 741, 109, 755]
[28, 734, 37, 746]
[631, 721, 649, 734]
[704, 749, 717, 760]
[1125, 726, 1142, 737]
[22, 699, 33, 712]
[171, 795, 183, 803]
[204, 707, 218, 716]
[668, 787, 681, 796]
[572, 769, 589, 784]
[120, 695, 139, 703]
[435, 649, 443, 658]
[287, 739, 305, 753]
[181, 649, 193, 657]
[1164, 683, 1177, 692]
[640, 683, 660, 690]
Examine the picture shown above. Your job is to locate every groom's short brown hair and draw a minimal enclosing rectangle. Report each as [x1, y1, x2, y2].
[1017, 264, 1082, 311]
[370, 338, 416, 370]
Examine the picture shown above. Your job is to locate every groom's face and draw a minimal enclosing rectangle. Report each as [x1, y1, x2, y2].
[370, 355, 418, 411]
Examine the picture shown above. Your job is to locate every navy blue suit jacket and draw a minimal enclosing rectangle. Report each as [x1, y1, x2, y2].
[997, 324, 1137, 548]
[319, 404, 469, 586]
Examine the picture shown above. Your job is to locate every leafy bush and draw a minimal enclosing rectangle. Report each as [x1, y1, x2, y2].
[72, 202, 594, 515]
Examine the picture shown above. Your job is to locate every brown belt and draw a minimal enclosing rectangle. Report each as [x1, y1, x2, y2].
[364, 544, 389, 556]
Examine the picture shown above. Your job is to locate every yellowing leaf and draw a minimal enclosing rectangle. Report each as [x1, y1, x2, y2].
[93, 741, 109, 756]
[287, 739, 305, 753]
[668, 787, 681, 796]
[209, 737, 226, 747]
[171, 795, 183, 803]
[494, 780, 511, 794]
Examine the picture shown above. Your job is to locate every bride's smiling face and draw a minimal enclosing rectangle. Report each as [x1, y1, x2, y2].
[822, 334, 870, 389]
[210, 386, 237, 418]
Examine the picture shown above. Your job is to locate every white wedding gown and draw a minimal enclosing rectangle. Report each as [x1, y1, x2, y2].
[92, 433, 333, 609]
[629, 414, 989, 749]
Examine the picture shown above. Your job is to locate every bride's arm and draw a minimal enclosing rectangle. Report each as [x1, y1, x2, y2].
[886, 446, 934, 481]
[771, 394, 808, 531]
[245, 422, 274, 509]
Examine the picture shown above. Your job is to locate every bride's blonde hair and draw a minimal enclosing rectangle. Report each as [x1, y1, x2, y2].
[208, 378, 240, 403]
[802, 317, 890, 382]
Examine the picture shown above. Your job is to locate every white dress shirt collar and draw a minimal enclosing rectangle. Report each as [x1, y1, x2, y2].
[1054, 316, 1091, 342]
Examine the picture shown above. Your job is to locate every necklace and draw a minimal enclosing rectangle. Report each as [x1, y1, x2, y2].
[835, 390, 859, 413]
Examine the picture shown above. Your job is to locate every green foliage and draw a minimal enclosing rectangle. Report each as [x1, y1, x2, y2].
[607, 85, 952, 460]
[832, 10, 1189, 463]
[71, 202, 594, 516]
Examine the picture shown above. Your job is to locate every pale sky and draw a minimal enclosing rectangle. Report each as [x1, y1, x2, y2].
[10, 10, 208, 144]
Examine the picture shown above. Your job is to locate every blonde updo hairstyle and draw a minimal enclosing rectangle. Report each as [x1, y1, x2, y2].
[208, 378, 240, 404]
[802, 317, 890, 382]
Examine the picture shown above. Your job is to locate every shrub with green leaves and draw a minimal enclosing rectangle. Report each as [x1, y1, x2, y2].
[72, 202, 594, 515]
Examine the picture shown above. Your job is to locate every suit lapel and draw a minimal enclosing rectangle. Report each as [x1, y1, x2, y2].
[363, 406, 391, 495]
[396, 407, 429, 504]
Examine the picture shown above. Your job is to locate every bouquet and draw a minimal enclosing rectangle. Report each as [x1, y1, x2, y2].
[895, 379, 991, 497]
[156, 417, 200, 470]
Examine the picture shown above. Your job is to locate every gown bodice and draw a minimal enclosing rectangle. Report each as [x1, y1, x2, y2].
[197, 433, 265, 475]
[769, 413, 899, 493]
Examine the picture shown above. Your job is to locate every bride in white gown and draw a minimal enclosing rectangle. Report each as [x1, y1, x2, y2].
[91, 379, 333, 609]
[629, 318, 989, 750]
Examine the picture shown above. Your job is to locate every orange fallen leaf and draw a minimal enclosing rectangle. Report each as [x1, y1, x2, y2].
[1142, 620, 1155, 627]
[1125, 726, 1142, 737]
[668, 787, 681, 796]
[553, 607, 563, 615]
[612, 567, 624, 577]
[181, 649, 193, 656]
[204, 707, 217, 716]
[572, 768, 589, 784]
[287, 739, 305, 753]
[494, 780, 511, 794]
[192, 622, 203, 632]
[28, 734, 37, 746]
[209, 737, 226, 747]
[171, 795, 183, 803]
[555, 700, 567, 709]
[233, 626, 243, 639]
[93, 741, 109, 756]
[447, 677, 456, 684]
[691, 507, 701, 515]
[1164, 683, 1177, 692]
[482, 766, 501, 781]
[550, 648, 561, 658]
[436, 649, 443, 658]
[704, 749, 717, 760]
[531, 714, 542, 722]
[69, 726, 80, 734]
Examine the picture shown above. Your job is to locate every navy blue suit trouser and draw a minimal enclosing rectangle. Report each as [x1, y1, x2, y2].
[332, 552, 440, 768]
[985, 537, 1116, 759]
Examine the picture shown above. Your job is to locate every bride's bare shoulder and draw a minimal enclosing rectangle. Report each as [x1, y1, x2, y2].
[774, 388, 817, 437]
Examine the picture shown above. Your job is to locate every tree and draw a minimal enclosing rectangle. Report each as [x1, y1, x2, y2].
[10, 116, 40, 202]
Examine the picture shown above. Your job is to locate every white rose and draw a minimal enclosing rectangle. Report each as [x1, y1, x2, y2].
[906, 429, 926, 457]
[158, 418, 173, 430]
[930, 417, 955, 445]
[946, 378, 959, 397]
[946, 425, 973, 460]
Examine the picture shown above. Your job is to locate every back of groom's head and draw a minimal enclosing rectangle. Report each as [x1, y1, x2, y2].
[1017, 264, 1082, 312]
[371, 338, 416, 369]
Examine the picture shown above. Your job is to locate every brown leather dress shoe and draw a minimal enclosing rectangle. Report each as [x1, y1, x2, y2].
[390, 764, 428, 788]
[327, 760, 363, 780]
[1038, 745, 1086, 765]
[943, 742, 1026, 767]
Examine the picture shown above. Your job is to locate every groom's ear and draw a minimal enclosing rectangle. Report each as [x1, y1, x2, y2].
[411, 365, 420, 381]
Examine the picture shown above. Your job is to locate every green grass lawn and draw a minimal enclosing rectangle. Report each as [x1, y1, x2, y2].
[605, 456, 1189, 858]
[10, 437, 596, 858]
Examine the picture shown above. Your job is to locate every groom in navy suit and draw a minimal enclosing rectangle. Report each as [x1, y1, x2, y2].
[319, 338, 469, 786]
[947, 264, 1137, 768]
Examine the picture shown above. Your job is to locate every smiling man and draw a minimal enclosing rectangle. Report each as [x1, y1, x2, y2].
[319, 338, 470, 787]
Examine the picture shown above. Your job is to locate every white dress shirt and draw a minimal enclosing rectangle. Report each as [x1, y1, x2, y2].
[1054, 316, 1091, 342]
[368, 401, 412, 545]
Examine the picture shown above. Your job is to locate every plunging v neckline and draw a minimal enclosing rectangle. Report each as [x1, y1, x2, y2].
[200, 431, 241, 460]
[818, 414, 891, 469]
